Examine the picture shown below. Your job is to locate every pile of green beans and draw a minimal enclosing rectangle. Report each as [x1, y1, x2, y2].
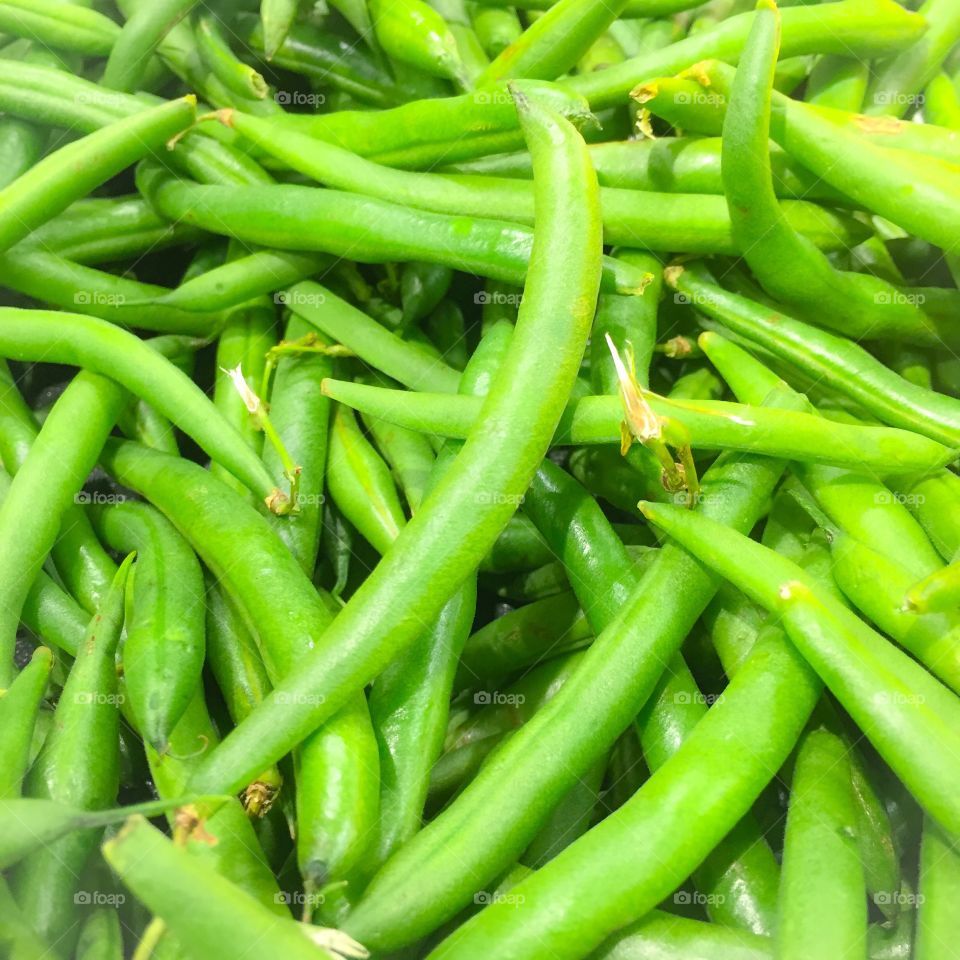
[0, 0, 958, 959]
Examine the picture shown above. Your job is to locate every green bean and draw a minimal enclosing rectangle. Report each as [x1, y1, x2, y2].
[0, 43, 68, 189]
[0, 0, 119, 55]
[480, 513, 555, 573]
[0, 874, 51, 960]
[714, 59, 960, 251]
[0, 795, 220, 872]
[17, 569, 89, 659]
[700, 335, 945, 582]
[240, 12, 403, 108]
[211, 305, 275, 492]
[721, 2, 955, 347]
[264, 317, 379, 912]
[285, 281, 461, 393]
[915, 818, 960, 960]
[594, 910, 774, 960]
[454, 591, 589, 694]
[893, 469, 960, 563]
[791, 507, 960, 695]
[468, 1, 521, 58]
[23, 196, 201, 265]
[196, 14, 267, 100]
[639, 501, 960, 836]
[259, 0, 299, 60]
[865, 0, 960, 118]
[924, 71, 960, 129]
[319, 379, 956, 473]
[203, 575, 279, 813]
[0, 249, 224, 335]
[578, 31, 627, 75]
[591, 250, 660, 394]
[264, 312, 332, 567]
[150, 250, 330, 313]
[144, 688, 287, 914]
[95, 436, 376, 876]
[328, 404, 406, 554]
[667, 264, 960, 448]
[371, 0, 465, 82]
[526, 459, 780, 933]
[369, 330, 506, 868]
[566, 0, 925, 111]
[425, 627, 820, 959]
[476, 0, 630, 85]
[0, 309, 287, 511]
[776, 726, 867, 960]
[183, 93, 601, 826]
[0, 372, 125, 686]
[346, 406, 798, 949]
[472, 0, 694, 13]
[138, 164, 646, 293]
[0, 362, 118, 615]
[495, 551, 653, 603]
[805, 55, 868, 112]
[294, 691, 380, 923]
[400, 261, 454, 328]
[266, 75, 591, 157]
[904, 561, 960, 614]
[0, 647, 52, 799]
[92, 502, 204, 752]
[14, 557, 131, 953]
[0, 96, 195, 255]
[0, 61, 272, 188]
[102, 816, 350, 960]
[75, 905, 123, 960]
[221, 109, 867, 255]
[321, 0, 370, 43]
[363, 408, 436, 513]
[447, 652, 583, 755]
[102, 0, 196, 91]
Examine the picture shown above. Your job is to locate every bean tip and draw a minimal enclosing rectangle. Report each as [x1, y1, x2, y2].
[629, 81, 658, 105]
[663, 265, 685, 289]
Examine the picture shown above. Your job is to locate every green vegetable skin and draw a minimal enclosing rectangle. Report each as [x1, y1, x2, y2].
[2, 0, 960, 956]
